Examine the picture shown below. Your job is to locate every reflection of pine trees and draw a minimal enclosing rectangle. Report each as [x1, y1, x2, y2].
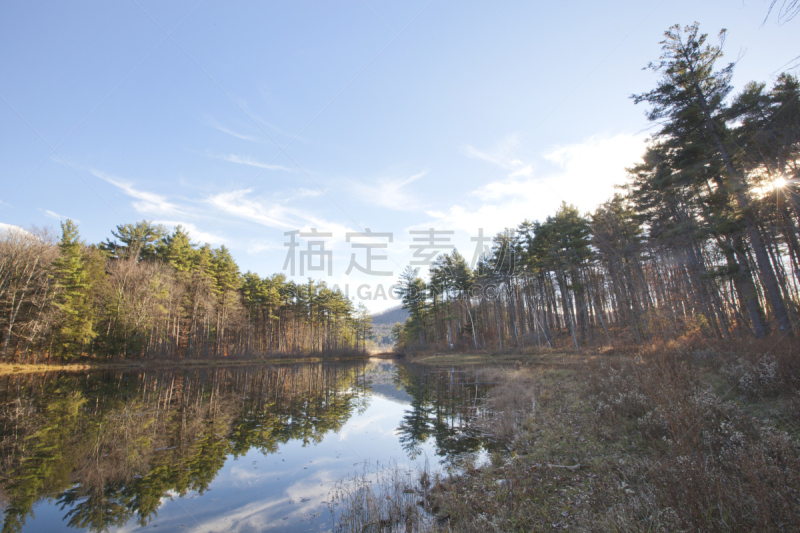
[397, 396, 434, 459]
[0, 387, 86, 533]
[393, 364, 497, 463]
[58, 484, 131, 532]
[0, 362, 368, 532]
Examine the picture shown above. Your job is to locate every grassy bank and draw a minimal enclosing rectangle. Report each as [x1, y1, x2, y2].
[406, 350, 597, 367]
[0, 352, 371, 375]
[335, 337, 800, 532]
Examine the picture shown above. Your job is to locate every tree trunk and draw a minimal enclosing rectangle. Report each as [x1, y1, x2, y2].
[694, 83, 793, 335]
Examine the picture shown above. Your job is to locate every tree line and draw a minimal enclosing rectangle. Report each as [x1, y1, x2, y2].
[394, 24, 800, 351]
[0, 220, 373, 361]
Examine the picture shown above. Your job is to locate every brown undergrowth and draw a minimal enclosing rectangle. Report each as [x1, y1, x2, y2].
[0, 349, 371, 375]
[333, 337, 800, 532]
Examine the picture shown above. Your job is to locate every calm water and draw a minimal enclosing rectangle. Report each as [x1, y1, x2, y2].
[0, 359, 498, 533]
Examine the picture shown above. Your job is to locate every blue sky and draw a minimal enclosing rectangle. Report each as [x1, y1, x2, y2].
[1, 0, 796, 311]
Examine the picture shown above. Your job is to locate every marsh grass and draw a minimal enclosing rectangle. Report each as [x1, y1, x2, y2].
[587, 345, 800, 531]
[336, 337, 800, 532]
[0, 349, 371, 375]
[328, 460, 434, 533]
[473, 367, 538, 441]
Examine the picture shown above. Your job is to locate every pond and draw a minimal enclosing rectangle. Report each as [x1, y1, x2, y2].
[0, 359, 500, 532]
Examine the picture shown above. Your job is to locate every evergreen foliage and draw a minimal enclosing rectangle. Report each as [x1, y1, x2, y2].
[1, 221, 369, 360]
[50, 220, 97, 357]
[393, 24, 800, 352]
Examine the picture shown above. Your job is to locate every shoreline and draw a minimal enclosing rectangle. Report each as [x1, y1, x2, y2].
[338, 340, 800, 531]
[0, 354, 373, 375]
[403, 351, 603, 366]
[0, 348, 626, 375]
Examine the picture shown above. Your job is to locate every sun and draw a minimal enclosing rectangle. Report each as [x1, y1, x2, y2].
[773, 176, 788, 189]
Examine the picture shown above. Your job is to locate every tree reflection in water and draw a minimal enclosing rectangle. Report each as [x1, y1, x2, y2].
[392, 363, 502, 464]
[0, 361, 498, 532]
[0, 363, 369, 532]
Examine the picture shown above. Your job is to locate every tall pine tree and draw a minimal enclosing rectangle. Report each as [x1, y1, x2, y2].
[51, 220, 97, 358]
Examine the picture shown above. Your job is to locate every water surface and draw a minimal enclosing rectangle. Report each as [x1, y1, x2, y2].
[0, 359, 497, 532]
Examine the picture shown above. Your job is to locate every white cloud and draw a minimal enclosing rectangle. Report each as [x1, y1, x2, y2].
[434, 133, 646, 234]
[463, 133, 533, 178]
[91, 169, 184, 216]
[43, 209, 72, 222]
[540, 133, 645, 210]
[154, 220, 225, 245]
[349, 170, 427, 211]
[206, 120, 262, 142]
[509, 162, 534, 178]
[282, 187, 323, 203]
[463, 133, 522, 166]
[204, 189, 354, 241]
[184, 497, 290, 533]
[205, 189, 298, 229]
[0, 223, 31, 236]
[173, 468, 338, 533]
[221, 154, 295, 173]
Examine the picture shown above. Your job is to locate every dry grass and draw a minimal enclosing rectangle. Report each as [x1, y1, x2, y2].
[474, 367, 538, 441]
[0, 362, 96, 375]
[328, 461, 433, 533]
[407, 351, 595, 367]
[0, 351, 371, 375]
[334, 336, 800, 532]
[586, 347, 800, 532]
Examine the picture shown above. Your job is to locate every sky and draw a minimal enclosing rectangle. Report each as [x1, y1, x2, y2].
[1, 0, 797, 312]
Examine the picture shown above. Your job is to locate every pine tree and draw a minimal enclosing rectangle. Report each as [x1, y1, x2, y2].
[210, 246, 240, 356]
[160, 225, 195, 273]
[100, 221, 167, 261]
[633, 23, 794, 335]
[395, 266, 427, 348]
[50, 220, 97, 358]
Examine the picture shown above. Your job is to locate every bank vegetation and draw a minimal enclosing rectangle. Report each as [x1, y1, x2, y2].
[393, 24, 800, 355]
[0, 221, 373, 363]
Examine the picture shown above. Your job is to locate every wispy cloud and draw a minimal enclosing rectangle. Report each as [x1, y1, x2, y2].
[154, 220, 225, 245]
[203, 188, 357, 264]
[220, 154, 295, 173]
[205, 188, 351, 236]
[508, 160, 533, 178]
[43, 209, 72, 222]
[88, 167, 338, 250]
[349, 170, 427, 211]
[205, 119, 262, 142]
[464, 134, 534, 178]
[91, 169, 185, 217]
[435, 133, 646, 234]
[206, 189, 296, 229]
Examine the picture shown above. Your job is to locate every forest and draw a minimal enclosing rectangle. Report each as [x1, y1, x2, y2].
[393, 24, 800, 352]
[0, 220, 373, 362]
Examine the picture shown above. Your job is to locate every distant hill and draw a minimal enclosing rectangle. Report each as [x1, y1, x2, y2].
[371, 305, 409, 326]
[369, 305, 408, 349]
